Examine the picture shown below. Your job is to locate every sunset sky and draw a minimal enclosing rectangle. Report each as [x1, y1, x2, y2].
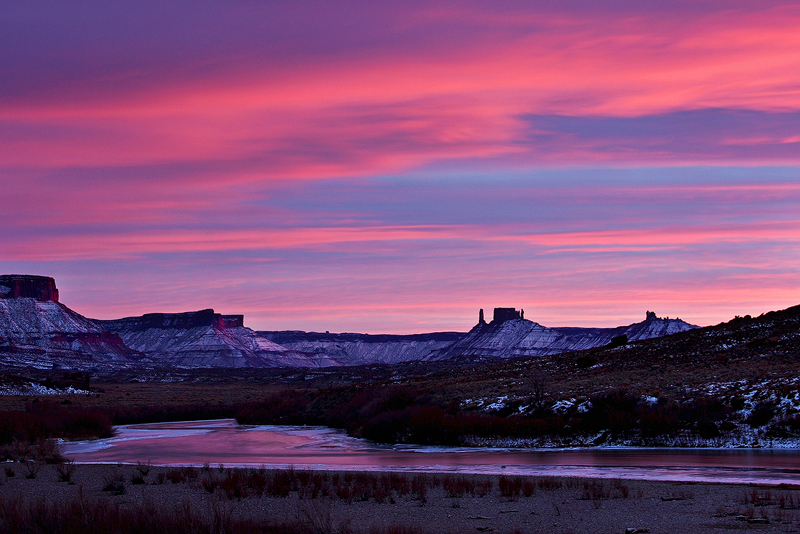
[2, 1, 800, 333]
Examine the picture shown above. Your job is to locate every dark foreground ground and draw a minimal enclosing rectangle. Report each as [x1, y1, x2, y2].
[0, 463, 798, 534]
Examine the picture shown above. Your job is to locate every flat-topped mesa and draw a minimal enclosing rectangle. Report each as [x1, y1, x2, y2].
[0, 275, 59, 302]
[96, 309, 244, 331]
[492, 307, 524, 324]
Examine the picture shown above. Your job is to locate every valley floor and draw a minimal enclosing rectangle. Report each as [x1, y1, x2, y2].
[0, 463, 798, 533]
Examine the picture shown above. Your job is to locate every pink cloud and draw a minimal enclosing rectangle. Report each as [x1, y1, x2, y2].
[2, 4, 800, 177]
[3, 2, 800, 331]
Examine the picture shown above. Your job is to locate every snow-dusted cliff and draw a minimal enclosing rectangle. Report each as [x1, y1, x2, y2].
[258, 331, 464, 365]
[436, 309, 698, 359]
[0, 276, 144, 369]
[0, 275, 700, 370]
[96, 310, 337, 368]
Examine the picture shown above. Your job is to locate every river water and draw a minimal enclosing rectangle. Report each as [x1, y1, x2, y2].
[63, 419, 800, 485]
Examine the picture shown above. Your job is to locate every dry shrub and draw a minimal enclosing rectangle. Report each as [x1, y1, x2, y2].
[0, 439, 65, 464]
[581, 480, 609, 508]
[443, 476, 475, 498]
[474, 479, 493, 497]
[611, 479, 630, 498]
[102, 471, 126, 496]
[135, 461, 151, 477]
[778, 492, 800, 509]
[201, 473, 217, 494]
[0, 492, 355, 534]
[23, 460, 40, 480]
[498, 476, 522, 501]
[537, 476, 563, 490]
[522, 479, 536, 497]
[56, 460, 75, 483]
[165, 468, 184, 484]
[411, 474, 428, 503]
[742, 489, 774, 506]
[390, 474, 410, 496]
[222, 470, 247, 500]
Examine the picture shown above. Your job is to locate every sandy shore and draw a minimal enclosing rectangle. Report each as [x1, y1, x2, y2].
[0, 463, 797, 533]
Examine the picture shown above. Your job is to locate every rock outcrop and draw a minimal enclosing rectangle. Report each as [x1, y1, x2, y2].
[259, 331, 465, 365]
[0, 275, 703, 370]
[95, 310, 337, 368]
[0, 275, 59, 302]
[0, 276, 144, 370]
[436, 309, 698, 360]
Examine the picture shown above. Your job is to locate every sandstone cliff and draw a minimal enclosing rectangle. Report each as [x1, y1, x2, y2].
[435, 308, 698, 360]
[95, 310, 337, 368]
[0, 275, 144, 370]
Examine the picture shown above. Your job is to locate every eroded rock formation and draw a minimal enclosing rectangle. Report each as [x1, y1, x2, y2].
[0, 275, 59, 302]
[0, 275, 143, 369]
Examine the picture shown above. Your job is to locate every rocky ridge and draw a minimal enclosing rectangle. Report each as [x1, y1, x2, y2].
[95, 310, 336, 368]
[0, 275, 144, 369]
[258, 331, 464, 365]
[436, 308, 698, 359]
[0, 275, 701, 371]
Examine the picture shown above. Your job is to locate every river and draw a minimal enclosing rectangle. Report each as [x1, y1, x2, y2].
[63, 419, 800, 485]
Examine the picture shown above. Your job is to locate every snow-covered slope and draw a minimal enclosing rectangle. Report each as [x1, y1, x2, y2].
[437, 311, 698, 359]
[0, 297, 144, 370]
[95, 310, 337, 368]
[258, 331, 464, 365]
[0, 275, 700, 370]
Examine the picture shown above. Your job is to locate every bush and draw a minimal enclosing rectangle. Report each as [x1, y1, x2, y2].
[582, 390, 639, 434]
[498, 476, 523, 500]
[235, 390, 313, 425]
[102, 471, 126, 495]
[56, 460, 76, 483]
[0, 402, 112, 447]
[747, 402, 776, 428]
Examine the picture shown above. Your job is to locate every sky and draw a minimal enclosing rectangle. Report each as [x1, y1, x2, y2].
[2, 1, 800, 333]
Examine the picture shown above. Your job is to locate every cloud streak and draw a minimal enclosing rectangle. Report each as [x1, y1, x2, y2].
[2, 2, 800, 331]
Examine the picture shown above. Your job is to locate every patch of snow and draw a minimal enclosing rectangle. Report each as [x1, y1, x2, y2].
[486, 395, 508, 411]
[552, 399, 575, 413]
[0, 382, 90, 396]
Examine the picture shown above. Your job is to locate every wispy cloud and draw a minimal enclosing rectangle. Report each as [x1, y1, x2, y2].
[2, 2, 800, 331]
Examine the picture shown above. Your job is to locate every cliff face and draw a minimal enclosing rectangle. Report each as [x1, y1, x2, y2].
[95, 310, 337, 368]
[267, 310, 698, 365]
[0, 275, 702, 370]
[259, 331, 465, 365]
[436, 310, 698, 360]
[0, 275, 59, 302]
[0, 276, 144, 370]
[98, 309, 244, 331]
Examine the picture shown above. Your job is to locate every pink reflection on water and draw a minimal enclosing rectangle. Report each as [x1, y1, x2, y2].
[63, 420, 800, 485]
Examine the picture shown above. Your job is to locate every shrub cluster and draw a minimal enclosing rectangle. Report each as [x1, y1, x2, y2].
[0, 400, 112, 452]
[0, 492, 429, 534]
[233, 386, 745, 446]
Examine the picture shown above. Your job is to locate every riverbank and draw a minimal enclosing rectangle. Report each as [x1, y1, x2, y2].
[0, 463, 798, 533]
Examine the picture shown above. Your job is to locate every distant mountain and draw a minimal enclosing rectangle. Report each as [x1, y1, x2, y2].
[258, 331, 464, 365]
[0, 275, 144, 370]
[260, 309, 697, 364]
[435, 308, 698, 360]
[94, 309, 337, 368]
[0, 274, 701, 371]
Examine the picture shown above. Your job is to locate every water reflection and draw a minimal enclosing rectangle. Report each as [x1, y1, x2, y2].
[63, 419, 800, 485]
